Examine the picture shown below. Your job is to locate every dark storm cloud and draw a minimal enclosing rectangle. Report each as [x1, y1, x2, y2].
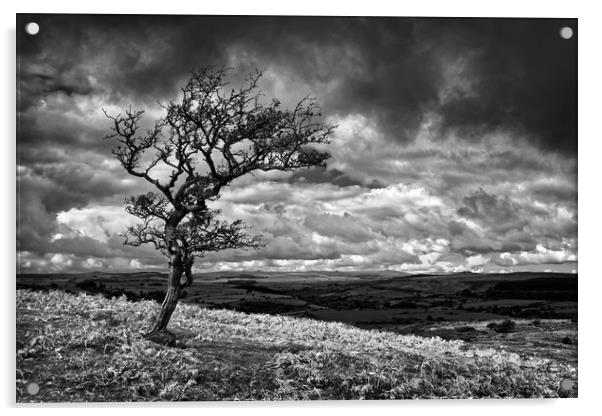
[424, 18, 577, 154]
[18, 107, 111, 154]
[17, 185, 58, 253]
[46, 234, 162, 261]
[16, 14, 577, 273]
[287, 167, 384, 189]
[529, 179, 577, 203]
[457, 188, 527, 234]
[450, 187, 574, 257]
[16, 161, 142, 254]
[47, 235, 113, 258]
[250, 17, 577, 154]
[18, 70, 95, 111]
[18, 15, 576, 156]
[19, 162, 138, 214]
[450, 227, 539, 256]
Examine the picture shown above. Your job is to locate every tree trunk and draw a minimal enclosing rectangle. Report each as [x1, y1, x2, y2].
[144, 252, 183, 345]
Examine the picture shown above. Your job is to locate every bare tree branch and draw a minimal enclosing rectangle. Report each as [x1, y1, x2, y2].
[105, 66, 335, 334]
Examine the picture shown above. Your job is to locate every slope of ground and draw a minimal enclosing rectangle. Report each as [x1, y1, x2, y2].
[16, 289, 577, 402]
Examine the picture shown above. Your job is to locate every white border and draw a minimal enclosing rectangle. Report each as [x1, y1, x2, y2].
[3, 1, 601, 415]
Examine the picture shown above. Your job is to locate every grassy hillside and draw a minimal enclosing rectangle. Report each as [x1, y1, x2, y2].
[16, 289, 577, 401]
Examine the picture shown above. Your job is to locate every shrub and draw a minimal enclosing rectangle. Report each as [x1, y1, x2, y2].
[455, 326, 476, 332]
[561, 337, 573, 345]
[494, 320, 516, 333]
[75, 280, 98, 291]
[487, 322, 498, 330]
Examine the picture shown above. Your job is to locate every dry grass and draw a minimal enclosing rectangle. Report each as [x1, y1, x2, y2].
[16, 289, 577, 402]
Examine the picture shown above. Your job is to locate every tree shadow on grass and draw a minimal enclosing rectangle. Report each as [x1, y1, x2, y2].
[167, 326, 310, 366]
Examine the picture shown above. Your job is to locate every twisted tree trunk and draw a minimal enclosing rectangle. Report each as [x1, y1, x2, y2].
[144, 253, 183, 345]
[144, 221, 185, 345]
[153, 254, 183, 330]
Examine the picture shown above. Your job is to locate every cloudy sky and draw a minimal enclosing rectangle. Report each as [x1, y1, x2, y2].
[17, 15, 577, 274]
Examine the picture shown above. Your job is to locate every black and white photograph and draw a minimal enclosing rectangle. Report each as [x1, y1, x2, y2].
[16, 13, 578, 402]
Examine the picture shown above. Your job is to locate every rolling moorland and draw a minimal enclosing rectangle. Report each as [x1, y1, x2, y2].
[16, 271, 577, 400]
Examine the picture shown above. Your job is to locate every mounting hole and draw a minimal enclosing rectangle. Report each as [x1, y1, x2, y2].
[559, 26, 573, 40]
[559, 378, 574, 392]
[26, 382, 39, 395]
[25, 22, 39, 36]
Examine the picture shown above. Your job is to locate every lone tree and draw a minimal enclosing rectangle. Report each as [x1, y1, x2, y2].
[104, 66, 335, 343]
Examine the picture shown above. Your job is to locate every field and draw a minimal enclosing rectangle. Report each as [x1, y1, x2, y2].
[16, 271, 578, 401]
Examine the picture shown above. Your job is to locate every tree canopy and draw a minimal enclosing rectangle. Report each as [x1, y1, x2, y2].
[105, 65, 336, 269]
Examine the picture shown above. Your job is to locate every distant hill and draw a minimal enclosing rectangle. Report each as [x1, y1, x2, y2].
[17, 269, 412, 280]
